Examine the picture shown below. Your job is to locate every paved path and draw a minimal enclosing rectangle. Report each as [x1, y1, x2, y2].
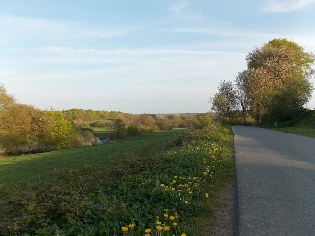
[233, 126, 315, 236]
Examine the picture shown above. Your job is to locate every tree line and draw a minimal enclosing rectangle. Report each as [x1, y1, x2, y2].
[0, 85, 213, 155]
[211, 38, 315, 124]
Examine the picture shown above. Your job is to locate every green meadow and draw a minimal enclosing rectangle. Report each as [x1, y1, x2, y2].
[0, 130, 183, 184]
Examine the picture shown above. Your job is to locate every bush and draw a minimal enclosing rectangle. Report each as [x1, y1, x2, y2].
[110, 119, 128, 139]
[127, 125, 141, 136]
[46, 112, 78, 149]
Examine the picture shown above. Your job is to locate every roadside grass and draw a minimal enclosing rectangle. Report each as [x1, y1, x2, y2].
[0, 130, 183, 184]
[271, 110, 315, 138]
[0, 123, 234, 235]
[273, 127, 315, 138]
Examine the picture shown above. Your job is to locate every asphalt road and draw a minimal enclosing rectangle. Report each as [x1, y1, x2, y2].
[233, 126, 315, 236]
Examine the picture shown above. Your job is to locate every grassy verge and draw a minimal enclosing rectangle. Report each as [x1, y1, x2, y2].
[0, 123, 234, 235]
[270, 110, 315, 138]
[0, 130, 182, 184]
[273, 127, 315, 138]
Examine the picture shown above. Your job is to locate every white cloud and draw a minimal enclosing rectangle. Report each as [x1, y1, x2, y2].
[0, 15, 132, 44]
[170, 1, 189, 14]
[264, 0, 315, 13]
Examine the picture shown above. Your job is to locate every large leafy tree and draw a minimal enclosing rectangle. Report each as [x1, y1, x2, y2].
[211, 80, 238, 119]
[244, 38, 314, 122]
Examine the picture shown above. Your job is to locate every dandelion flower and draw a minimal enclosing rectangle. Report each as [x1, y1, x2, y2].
[163, 226, 170, 231]
[156, 221, 162, 225]
[185, 200, 189, 204]
[205, 193, 209, 198]
[174, 176, 178, 179]
[156, 225, 163, 231]
[160, 184, 166, 188]
[121, 226, 128, 232]
[164, 213, 169, 218]
[173, 222, 178, 227]
[169, 216, 175, 221]
[181, 233, 187, 236]
[145, 228, 152, 233]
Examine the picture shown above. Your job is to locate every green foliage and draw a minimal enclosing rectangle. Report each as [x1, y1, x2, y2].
[47, 112, 77, 149]
[127, 125, 141, 136]
[211, 80, 238, 119]
[244, 38, 314, 122]
[269, 78, 312, 122]
[0, 122, 233, 235]
[110, 119, 128, 139]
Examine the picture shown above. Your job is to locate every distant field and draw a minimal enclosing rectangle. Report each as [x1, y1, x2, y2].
[0, 130, 184, 184]
[91, 127, 112, 139]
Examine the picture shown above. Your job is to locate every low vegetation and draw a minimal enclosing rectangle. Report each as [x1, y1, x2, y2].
[0, 130, 182, 184]
[272, 110, 315, 138]
[0, 121, 234, 235]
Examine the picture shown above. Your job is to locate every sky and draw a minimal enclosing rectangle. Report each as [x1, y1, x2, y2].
[1, 0, 315, 114]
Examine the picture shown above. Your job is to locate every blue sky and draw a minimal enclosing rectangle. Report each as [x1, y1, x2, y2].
[1, 0, 315, 113]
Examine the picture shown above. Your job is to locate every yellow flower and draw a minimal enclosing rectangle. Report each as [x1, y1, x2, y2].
[160, 184, 165, 188]
[145, 234, 151, 236]
[203, 172, 209, 176]
[174, 175, 178, 179]
[171, 188, 175, 191]
[163, 226, 170, 231]
[156, 221, 162, 225]
[128, 223, 135, 229]
[164, 213, 169, 218]
[169, 216, 175, 221]
[181, 233, 187, 236]
[145, 228, 152, 233]
[205, 193, 209, 198]
[156, 225, 163, 231]
[184, 200, 189, 204]
[121, 226, 128, 232]
[188, 191, 193, 195]
[173, 222, 178, 227]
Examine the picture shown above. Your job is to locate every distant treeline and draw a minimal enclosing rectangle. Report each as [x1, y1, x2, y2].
[0, 84, 213, 155]
[63, 108, 209, 130]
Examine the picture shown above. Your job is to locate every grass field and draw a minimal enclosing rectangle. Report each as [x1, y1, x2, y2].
[0, 130, 183, 184]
